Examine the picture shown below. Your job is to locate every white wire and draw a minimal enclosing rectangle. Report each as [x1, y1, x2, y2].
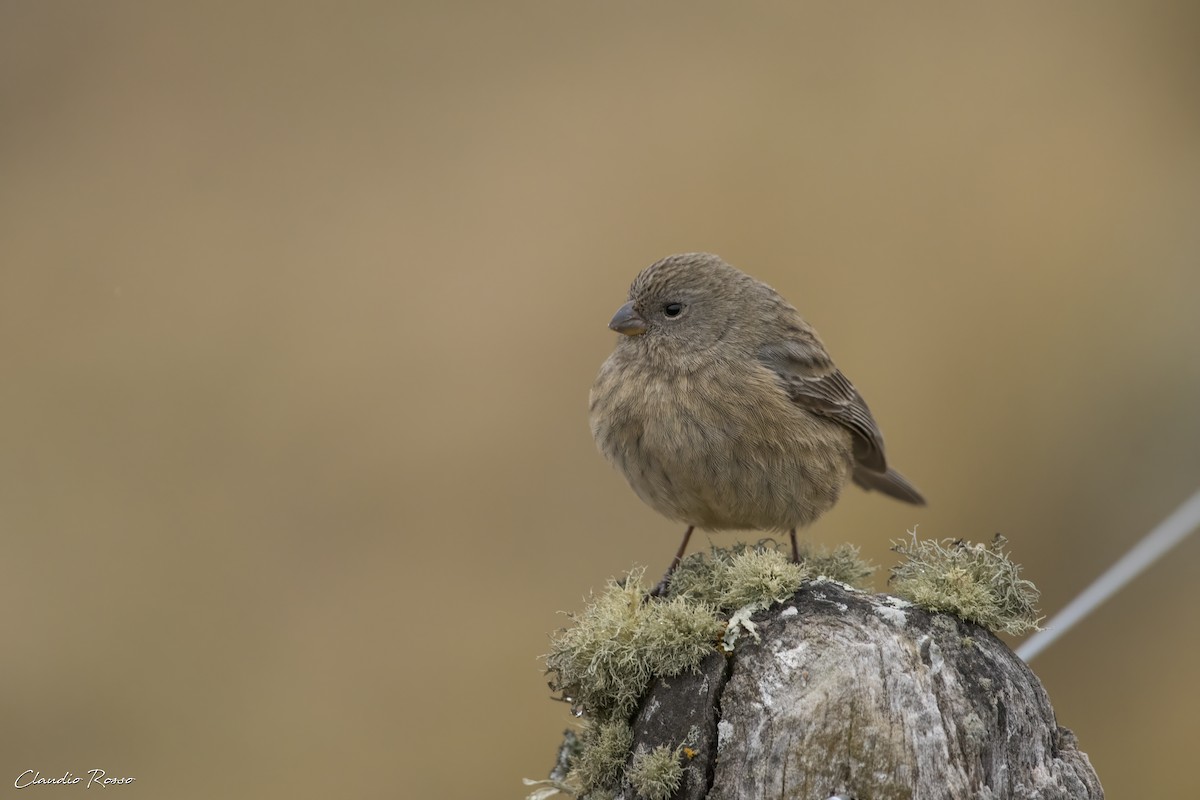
[1016, 488, 1200, 663]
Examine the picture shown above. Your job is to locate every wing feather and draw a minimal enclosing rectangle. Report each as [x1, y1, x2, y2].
[758, 339, 888, 472]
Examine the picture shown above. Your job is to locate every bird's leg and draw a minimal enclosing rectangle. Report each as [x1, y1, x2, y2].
[650, 526, 694, 597]
[789, 528, 800, 563]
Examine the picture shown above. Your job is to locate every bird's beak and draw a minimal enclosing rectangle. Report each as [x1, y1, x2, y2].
[608, 301, 647, 336]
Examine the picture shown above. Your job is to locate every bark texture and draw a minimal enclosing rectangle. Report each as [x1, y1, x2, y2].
[625, 581, 1102, 800]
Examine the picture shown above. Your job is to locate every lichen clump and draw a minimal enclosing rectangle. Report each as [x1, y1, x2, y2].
[541, 544, 810, 798]
[570, 720, 633, 794]
[667, 543, 809, 608]
[890, 532, 1042, 635]
[803, 542, 877, 587]
[546, 547, 821, 726]
[625, 744, 685, 800]
[545, 568, 724, 723]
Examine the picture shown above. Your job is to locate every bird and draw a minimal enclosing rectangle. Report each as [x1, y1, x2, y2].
[588, 252, 925, 594]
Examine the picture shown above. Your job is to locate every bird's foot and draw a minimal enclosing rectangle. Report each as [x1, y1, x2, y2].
[649, 574, 672, 598]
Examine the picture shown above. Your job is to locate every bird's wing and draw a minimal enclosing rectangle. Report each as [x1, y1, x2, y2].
[758, 339, 888, 473]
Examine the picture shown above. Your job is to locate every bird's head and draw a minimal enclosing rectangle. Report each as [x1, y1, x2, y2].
[607, 253, 764, 363]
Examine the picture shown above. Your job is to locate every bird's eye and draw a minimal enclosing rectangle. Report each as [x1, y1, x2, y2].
[663, 303, 684, 318]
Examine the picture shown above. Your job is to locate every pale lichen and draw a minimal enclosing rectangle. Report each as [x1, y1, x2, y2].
[545, 569, 723, 722]
[890, 531, 1042, 635]
[625, 744, 684, 800]
[802, 543, 876, 589]
[569, 720, 633, 795]
[666, 542, 807, 610]
[625, 728, 698, 800]
[541, 543, 898, 799]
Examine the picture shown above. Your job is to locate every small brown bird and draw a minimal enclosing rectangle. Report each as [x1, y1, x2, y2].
[589, 253, 924, 593]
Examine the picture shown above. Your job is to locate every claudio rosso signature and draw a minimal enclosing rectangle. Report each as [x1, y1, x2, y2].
[14, 770, 135, 789]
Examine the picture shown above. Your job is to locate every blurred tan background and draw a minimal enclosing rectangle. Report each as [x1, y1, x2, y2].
[2, 2, 1198, 798]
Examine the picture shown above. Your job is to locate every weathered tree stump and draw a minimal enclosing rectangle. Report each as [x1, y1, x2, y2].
[627, 581, 1102, 800]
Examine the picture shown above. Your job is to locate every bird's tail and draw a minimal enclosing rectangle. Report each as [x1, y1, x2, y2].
[852, 466, 926, 506]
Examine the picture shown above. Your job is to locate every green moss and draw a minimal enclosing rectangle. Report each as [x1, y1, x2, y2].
[890, 532, 1042, 635]
[625, 745, 684, 800]
[545, 569, 724, 722]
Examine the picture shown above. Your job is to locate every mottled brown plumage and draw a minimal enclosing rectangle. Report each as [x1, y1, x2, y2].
[589, 253, 924, 588]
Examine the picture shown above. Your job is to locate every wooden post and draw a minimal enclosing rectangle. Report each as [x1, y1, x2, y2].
[623, 581, 1102, 800]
